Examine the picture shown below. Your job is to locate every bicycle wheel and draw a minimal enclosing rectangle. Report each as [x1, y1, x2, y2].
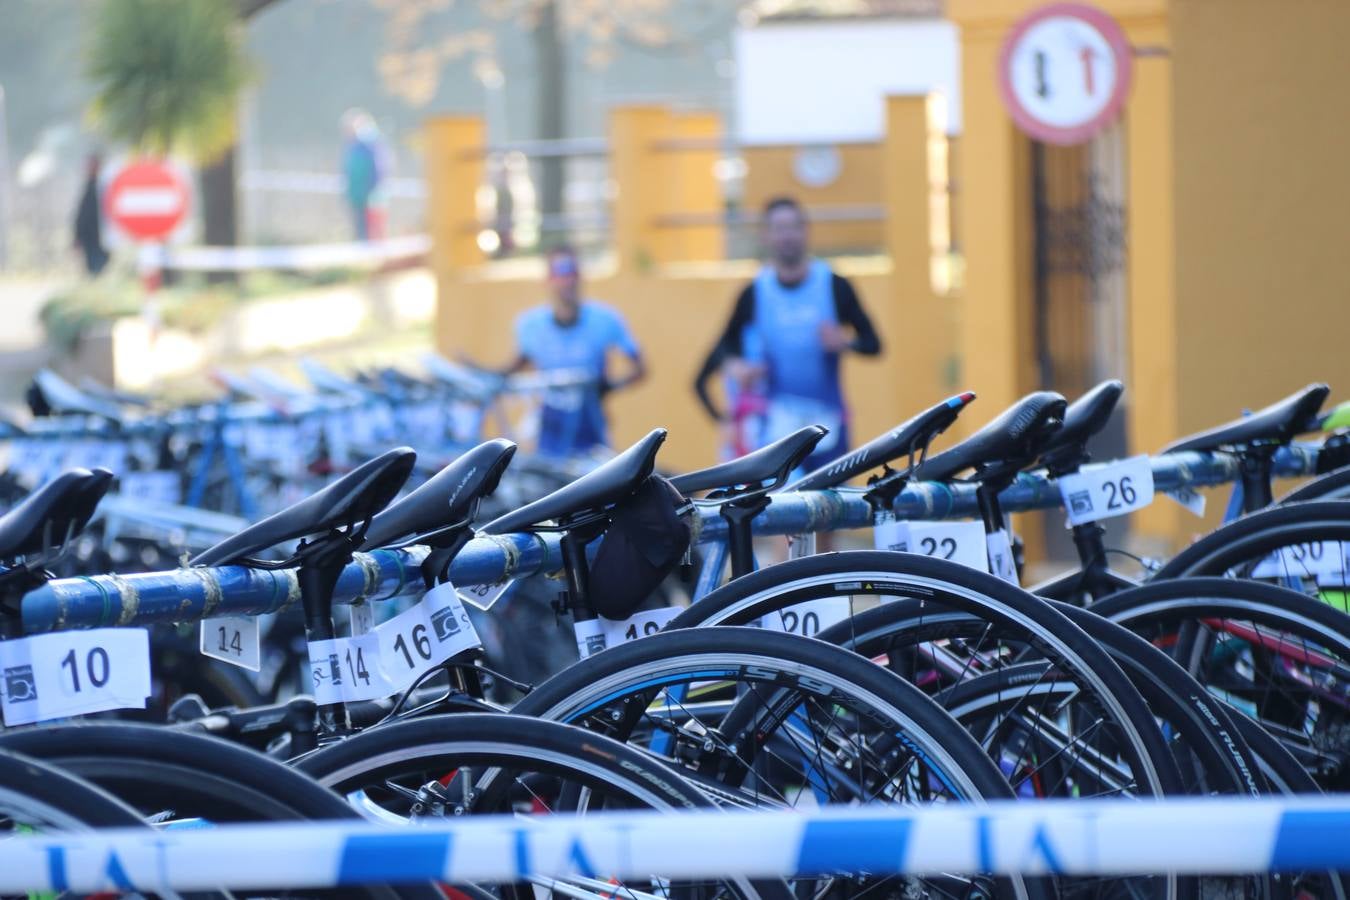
[1278, 466, 1350, 504]
[667, 551, 1179, 803]
[0, 746, 144, 829]
[0, 721, 442, 900]
[1091, 578, 1350, 790]
[296, 712, 793, 900]
[513, 627, 1052, 900]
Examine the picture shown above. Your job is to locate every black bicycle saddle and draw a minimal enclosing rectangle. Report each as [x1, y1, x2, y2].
[1038, 380, 1124, 472]
[1163, 384, 1330, 454]
[191, 447, 417, 566]
[361, 439, 517, 549]
[913, 391, 1067, 483]
[670, 426, 826, 498]
[480, 429, 667, 534]
[788, 392, 977, 491]
[0, 468, 114, 562]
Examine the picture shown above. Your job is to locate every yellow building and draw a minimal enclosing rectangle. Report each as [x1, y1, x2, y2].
[428, 0, 1350, 551]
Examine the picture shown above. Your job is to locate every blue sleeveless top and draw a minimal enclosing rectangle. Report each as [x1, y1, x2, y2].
[748, 259, 843, 409]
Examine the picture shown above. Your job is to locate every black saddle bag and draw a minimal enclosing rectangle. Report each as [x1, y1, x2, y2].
[588, 474, 691, 620]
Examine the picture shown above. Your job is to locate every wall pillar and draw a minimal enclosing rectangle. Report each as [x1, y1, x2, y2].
[609, 106, 670, 276]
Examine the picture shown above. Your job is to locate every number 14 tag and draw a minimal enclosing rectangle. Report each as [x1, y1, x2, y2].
[200, 616, 261, 671]
[1056, 455, 1155, 526]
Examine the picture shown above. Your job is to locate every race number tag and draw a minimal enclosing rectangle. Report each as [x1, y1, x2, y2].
[1164, 486, 1207, 517]
[761, 598, 852, 637]
[601, 606, 682, 647]
[458, 579, 514, 612]
[349, 602, 375, 636]
[1056, 455, 1155, 526]
[200, 616, 260, 671]
[986, 529, 1019, 585]
[1251, 542, 1347, 580]
[120, 471, 182, 506]
[574, 618, 608, 660]
[307, 633, 387, 704]
[0, 628, 151, 726]
[875, 517, 989, 571]
[373, 582, 481, 693]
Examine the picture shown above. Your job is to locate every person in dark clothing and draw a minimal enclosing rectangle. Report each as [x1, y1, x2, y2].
[73, 154, 108, 277]
[695, 195, 881, 472]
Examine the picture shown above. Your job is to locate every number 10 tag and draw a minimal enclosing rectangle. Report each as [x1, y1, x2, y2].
[200, 616, 261, 671]
[1056, 455, 1155, 526]
[0, 628, 152, 726]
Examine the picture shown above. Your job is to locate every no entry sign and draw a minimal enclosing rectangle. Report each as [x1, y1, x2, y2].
[998, 3, 1133, 146]
[105, 161, 189, 241]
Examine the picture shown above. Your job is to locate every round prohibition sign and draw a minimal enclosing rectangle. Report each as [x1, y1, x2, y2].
[997, 3, 1133, 146]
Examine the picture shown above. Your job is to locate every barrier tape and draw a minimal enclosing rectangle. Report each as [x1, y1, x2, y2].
[5, 797, 1350, 893]
[17, 448, 1318, 633]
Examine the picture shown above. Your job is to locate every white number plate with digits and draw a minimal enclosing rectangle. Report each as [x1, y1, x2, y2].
[458, 579, 514, 611]
[1251, 542, 1347, 580]
[573, 619, 608, 660]
[601, 606, 682, 647]
[307, 633, 386, 704]
[876, 519, 989, 573]
[1164, 486, 1207, 517]
[120, 471, 183, 506]
[375, 582, 481, 692]
[200, 616, 260, 671]
[761, 598, 852, 637]
[0, 628, 152, 726]
[986, 529, 1019, 585]
[1057, 455, 1155, 526]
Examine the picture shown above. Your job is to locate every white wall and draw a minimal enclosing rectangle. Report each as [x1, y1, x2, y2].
[735, 18, 962, 143]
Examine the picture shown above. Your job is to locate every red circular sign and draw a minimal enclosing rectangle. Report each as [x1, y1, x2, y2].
[997, 3, 1133, 146]
[104, 160, 189, 241]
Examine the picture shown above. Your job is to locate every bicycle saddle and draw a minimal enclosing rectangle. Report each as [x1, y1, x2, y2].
[0, 468, 114, 562]
[1037, 380, 1124, 472]
[361, 439, 517, 549]
[30, 370, 123, 422]
[191, 447, 417, 566]
[913, 391, 1067, 483]
[480, 428, 667, 534]
[787, 392, 978, 492]
[670, 426, 827, 498]
[1163, 383, 1330, 454]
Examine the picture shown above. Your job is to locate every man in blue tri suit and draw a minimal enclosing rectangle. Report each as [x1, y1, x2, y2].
[696, 196, 881, 472]
[466, 246, 645, 457]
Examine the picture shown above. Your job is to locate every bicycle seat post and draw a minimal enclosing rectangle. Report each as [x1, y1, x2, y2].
[295, 538, 357, 736]
[721, 496, 770, 581]
[1238, 443, 1278, 514]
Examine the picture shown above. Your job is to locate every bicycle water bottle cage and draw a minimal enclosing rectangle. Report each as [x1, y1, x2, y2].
[1161, 383, 1330, 456]
[361, 439, 517, 584]
[479, 429, 668, 536]
[670, 426, 827, 504]
[0, 468, 114, 632]
[190, 447, 417, 568]
[912, 391, 1067, 487]
[1036, 380, 1125, 477]
[789, 392, 978, 501]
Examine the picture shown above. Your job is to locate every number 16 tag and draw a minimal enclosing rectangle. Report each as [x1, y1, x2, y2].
[200, 616, 261, 671]
[1056, 455, 1155, 526]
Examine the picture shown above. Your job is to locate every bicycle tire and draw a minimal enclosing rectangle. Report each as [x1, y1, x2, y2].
[513, 626, 1057, 900]
[1152, 500, 1350, 580]
[0, 746, 145, 829]
[1278, 466, 1350, 504]
[296, 712, 794, 900]
[666, 551, 1179, 801]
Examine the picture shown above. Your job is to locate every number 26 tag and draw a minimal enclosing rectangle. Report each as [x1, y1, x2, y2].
[1056, 455, 1155, 526]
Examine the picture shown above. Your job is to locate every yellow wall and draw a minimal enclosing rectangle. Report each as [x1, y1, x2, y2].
[742, 144, 885, 253]
[430, 97, 956, 476]
[1169, 0, 1350, 531]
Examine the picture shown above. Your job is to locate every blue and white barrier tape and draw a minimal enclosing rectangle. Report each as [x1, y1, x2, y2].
[6, 798, 1350, 893]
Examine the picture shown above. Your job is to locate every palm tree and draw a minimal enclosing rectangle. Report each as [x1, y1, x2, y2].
[86, 0, 263, 255]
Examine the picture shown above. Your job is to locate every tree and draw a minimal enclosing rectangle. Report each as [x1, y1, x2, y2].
[86, 0, 279, 256]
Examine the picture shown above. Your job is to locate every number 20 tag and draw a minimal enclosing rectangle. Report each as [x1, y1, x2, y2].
[1056, 455, 1155, 526]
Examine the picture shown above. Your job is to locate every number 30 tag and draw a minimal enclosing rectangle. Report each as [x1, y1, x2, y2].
[1056, 455, 1155, 526]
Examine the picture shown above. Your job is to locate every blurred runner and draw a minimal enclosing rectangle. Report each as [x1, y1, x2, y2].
[341, 109, 388, 241]
[697, 195, 881, 472]
[462, 246, 645, 457]
[73, 153, 109, 277]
